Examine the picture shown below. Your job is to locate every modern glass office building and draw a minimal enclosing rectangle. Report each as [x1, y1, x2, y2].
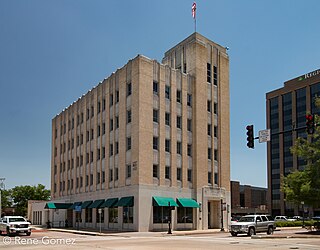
[266, 68, 320, 216]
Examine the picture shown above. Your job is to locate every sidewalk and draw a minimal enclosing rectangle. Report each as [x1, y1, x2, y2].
[32, 226, 320, 238]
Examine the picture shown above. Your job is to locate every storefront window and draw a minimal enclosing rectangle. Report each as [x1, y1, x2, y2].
[108, 207, 118, 223]
[85, 208, 92, 223]
[153, 206, 171, 223]
[96, 209, 104, 223]
[123, 206, 133, 223]
[177, 207, 193, 223]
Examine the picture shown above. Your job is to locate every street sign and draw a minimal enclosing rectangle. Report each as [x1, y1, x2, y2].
[259, 129, 270, 143]
[74, 205, 81, 212]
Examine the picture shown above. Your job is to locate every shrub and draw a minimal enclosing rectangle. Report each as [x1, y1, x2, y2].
[275, 220, 314, 227]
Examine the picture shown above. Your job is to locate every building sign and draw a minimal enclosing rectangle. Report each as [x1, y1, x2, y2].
[299, 69, 320, 81]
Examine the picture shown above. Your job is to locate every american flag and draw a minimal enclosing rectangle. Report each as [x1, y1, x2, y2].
[192, 2, 196, 19]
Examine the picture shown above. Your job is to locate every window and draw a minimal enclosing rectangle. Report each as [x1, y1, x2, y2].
[208, 148, 212, 160]
[127, 82, 132, 96]
[115, 142, 119, 155]
[153, 81, 159, 95]
[115, 116, 119, 129]
[109, 169, 113, 181]
[116, 90, 119, 103]
[153, 137, 159, 150]
[109, 207, 118, 223]
[86, 131, 89, 142]
[165, 139, 171, 152]
[109, 144, 113, 156]
[90, 151, 93, 163]
[187, 144, 192, 156]
[110, 119, 114, 131]
[177, 207, 193, 223]
[85, 208, 92, 223]
[177, 141, 182, 155]
[208, 124, 212, 136]
[165, 166, 171, 179]
[177, 168, 182, 181]
[214, 102, 218, 114]
[214, 126, 218, 137]
[187, 119, 192, 132]
[207, 100, 212, 112]
[214, 172, 219, 184]
[102, 171, 105, 183]
[127, 110, 132, 124]
[123, 206, 133, 224]
[86, 175, 89, 186]
[153, 206, 171, 223]
[127, 164, 131, 178]
[91, 106, 94, 118]
[97, 172, 100, 184]
[153, 109, 159, 123]
[153, 164, 158, 178]
[80, 134, 83, 144]
[97, 101, 101, 113]
[208, 172, 212, 184]
[102, 99, 106, 111]
[115, 168, 119, 180]
[213, 66, 218, 86]
[177, 116, 182, 129]
[97, 149, 100, 160]
[207, 63, 211, 83]
[187, 94, 192, 106]
[127, 137, 132, 151]
[91, 129, 94, 140]
[177, 90, 182, 103]
[187, 169, 192, 182]
[110, 94, 113, 107]
[102, 123, 106, 135]
[97, 125, 100, 137]
[165, 113, 171, 126]
[214, 149, 218, 161]
[165, 85, 171, 100]
[102, 147, 105, 159]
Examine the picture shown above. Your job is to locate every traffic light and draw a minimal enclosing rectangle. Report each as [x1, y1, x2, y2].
[306, 114, 315, 134]
[246, 125, 254, 149]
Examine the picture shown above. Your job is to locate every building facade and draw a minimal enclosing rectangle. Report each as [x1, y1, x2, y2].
[266, 68, 320, 217]
[231, 181, 268, 216]
[50, 33, 230, 232]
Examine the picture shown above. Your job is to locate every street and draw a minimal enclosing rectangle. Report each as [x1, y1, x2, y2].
[1, 228, 320, 250]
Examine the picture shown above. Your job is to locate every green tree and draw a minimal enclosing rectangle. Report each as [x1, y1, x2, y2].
[1, 189, 12, 211]
[11, 184, 50, 216]
[282, 106, 320, 208]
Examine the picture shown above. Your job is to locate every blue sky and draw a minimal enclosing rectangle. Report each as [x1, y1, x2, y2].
[0, 0, 319, 189]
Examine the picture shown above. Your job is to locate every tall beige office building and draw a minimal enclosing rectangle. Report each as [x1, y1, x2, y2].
[50, 33, 230, 232]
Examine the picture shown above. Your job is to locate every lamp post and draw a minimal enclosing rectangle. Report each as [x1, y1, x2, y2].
[0, 178, 5, 218]
[301, 201, 305, 228]
[220, 199, 225, 231]
[167, 202, 172, 234]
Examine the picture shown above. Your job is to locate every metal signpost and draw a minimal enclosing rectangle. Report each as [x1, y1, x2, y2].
[98, 208, 102, 234]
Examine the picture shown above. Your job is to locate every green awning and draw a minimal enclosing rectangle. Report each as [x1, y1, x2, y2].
[102, 198, 118, 208]
[153, 196, 178, 207]
[81, 200, 93, 209]
[44, 202, 73, 209]
[177, 198, 200, 208]
[88, 199, 105, 209]
[70, 202, 82, 209]
[116, 196, 134, 207]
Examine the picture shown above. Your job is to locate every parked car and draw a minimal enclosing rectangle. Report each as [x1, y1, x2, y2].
[292, 216, 303, 221]
[0, 216, 32, 236]
[229, 215, 275, 236]
[274, 216, 296, 222]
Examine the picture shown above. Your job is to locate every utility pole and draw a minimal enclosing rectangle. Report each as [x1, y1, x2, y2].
[0, 178, 6, 218]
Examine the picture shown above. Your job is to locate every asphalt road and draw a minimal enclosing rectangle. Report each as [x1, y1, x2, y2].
[1, 228, 320, 250]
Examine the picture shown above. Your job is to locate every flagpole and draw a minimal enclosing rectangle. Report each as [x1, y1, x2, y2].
[192, 2, 197, 33]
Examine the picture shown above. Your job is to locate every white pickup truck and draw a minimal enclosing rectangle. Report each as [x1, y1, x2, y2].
[0, 216, 32, 236]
